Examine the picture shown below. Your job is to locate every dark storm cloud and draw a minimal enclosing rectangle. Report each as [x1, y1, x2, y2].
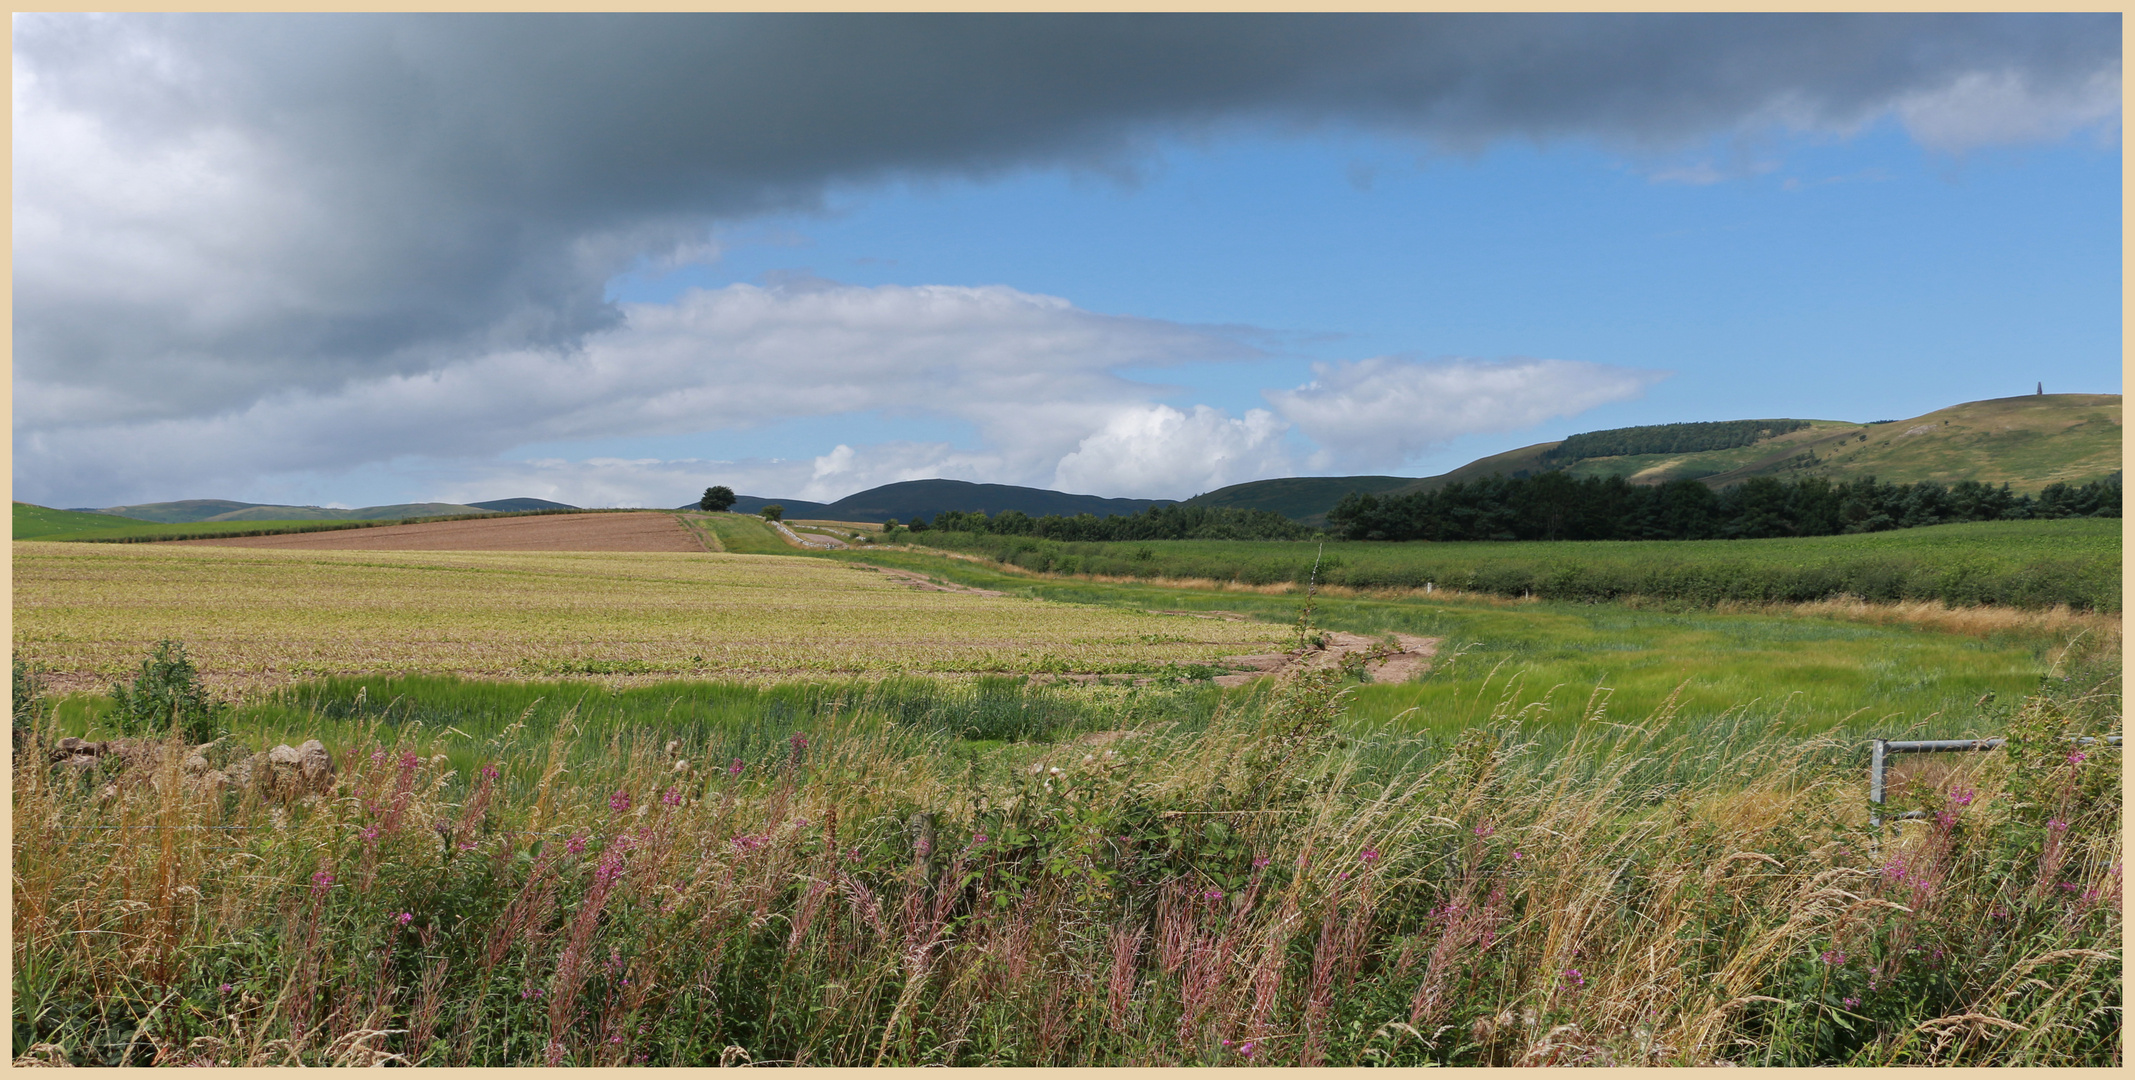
[14, 13, 2119, 438]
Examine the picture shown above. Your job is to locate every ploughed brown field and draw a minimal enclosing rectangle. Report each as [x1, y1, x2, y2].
[170, 510, 706, 552]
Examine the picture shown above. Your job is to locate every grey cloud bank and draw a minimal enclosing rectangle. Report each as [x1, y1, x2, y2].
[13, 14, 2119, 506]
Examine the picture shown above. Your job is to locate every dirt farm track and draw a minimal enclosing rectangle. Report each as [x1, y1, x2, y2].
[170, 511, 706, 552]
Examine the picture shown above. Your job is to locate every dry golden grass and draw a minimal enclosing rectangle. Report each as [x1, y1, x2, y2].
[11, 542, 1280, 694]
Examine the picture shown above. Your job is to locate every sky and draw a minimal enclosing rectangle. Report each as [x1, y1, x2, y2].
[11, 13, 2122, 510]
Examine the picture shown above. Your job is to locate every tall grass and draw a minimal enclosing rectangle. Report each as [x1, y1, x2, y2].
[13, 659, 2119, 1066]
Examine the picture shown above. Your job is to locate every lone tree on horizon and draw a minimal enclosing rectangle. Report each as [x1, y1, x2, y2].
[699, 485, 737, 512]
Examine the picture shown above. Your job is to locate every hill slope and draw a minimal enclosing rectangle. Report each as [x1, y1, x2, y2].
[820, 479, 1171, 523]
[1184, 394, 2120, 521]
[78, 499, 554, 523]
[12, 503, 154, 539]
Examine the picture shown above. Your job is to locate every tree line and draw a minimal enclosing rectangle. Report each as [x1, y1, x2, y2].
[1540, 418, 1812, 462]
[1326, 472, 2122, 543]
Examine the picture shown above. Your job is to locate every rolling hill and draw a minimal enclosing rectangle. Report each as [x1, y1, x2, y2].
[1184, 393, 2121, 522]
[11, 503, 155, 539]
[696, 479, 1174, 524]
[73, 498, 579, 523]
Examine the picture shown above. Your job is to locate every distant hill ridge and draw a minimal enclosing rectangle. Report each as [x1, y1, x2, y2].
[686, 479, 1172, 524]
[63, 496, 580, 525]
[1185, 393, 2121, 523]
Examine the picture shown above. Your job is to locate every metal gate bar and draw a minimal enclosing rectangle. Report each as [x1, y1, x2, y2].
[1869, 734, 2120, 828]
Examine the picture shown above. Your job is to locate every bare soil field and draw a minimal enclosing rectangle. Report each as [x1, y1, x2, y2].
[169, 510, 705, 552]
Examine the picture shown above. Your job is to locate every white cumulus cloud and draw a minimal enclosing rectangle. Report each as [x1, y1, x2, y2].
[1052, 405, 1295, 499]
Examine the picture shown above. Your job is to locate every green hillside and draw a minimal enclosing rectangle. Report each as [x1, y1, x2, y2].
[1696, 394, 2122, 491]
[1184, 475, 1412, 524]
[1185, 394, 2120, 521]
[10, 503, 151, 539]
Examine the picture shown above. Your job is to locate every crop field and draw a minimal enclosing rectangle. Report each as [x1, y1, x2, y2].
[9, 542, 1280, 694]
[11, 517, 2122, 1067]
[909, 518, 2122, 611]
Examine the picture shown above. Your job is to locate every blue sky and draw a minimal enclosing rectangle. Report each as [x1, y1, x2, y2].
[594, 125, 2119, 481]
[12, 14, 2120, 509]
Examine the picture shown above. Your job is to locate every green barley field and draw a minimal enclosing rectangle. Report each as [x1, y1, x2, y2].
[905, 518, 2122, 611]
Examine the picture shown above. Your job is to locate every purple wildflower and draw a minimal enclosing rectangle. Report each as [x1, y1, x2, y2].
[662, 787, 684, 807]
[1473, 822, 1495, 839]
[789, 732, 809, 754]
[1237, 1042, 1256, 1058]
[396, 911, 414, 926]
[728, 758, 744, 776]
[2068, 751, 2088, 766]
[1360, 848, 1380, 863]
[310, 869, 334, 891]
[2048, 818, 2069, 833]
[1511, 850, 1523, 861]
[480, 763, 500, 781]
[1821, 949, 1846, 966]
[1202, 888, 1223, 900]
[566, 833, 588, 856]
[1842, 997, 1860, 1009]
[609, 790, 632, 813]
[399, 751, 420, 770]
[1563, 969, 1584, 987]
[220, 983, 233, 994]
[1252, 856, 1270, 869]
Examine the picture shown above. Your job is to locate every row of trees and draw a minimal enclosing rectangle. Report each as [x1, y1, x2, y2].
[909, 503, 1314, 542]
[1327, 473, 2122, 543]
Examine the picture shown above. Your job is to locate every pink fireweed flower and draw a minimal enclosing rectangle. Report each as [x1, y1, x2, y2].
[1473, 822, 1495, 839]
[1948, 787, 1975, 808]
[1563, 969, 1584, 987]
[1252, 856, 1270, 869]
[480, 763, 500, 781]
[789, 733, 809, 754]
[728, 758, 744, 777]
[2068, 751, 2088, 766]
[1236, 1041, 1256, 1058]
[399, 751, 420, 771]
[1202, 888, 1224, 900]
[1511, 850, 1524, 861]
[972, 834, 989, 845]
[219, 983, 233, 994]
[1360, 848, 1380, 863]
[1842, 997, 1860, 1009]
[310, 870, 334, 891]
[370, 750, 387, 765]
[2048, 819, 2070, 833]
[566, 833, 589, 856]
[362, 825, 381, 842]
[594, 851, 626, 887]
[661, 787, 684, 807]
[609, 790, 632, 813]
[396, 912, 414, 926]
[1821, 949, 1846, 966]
